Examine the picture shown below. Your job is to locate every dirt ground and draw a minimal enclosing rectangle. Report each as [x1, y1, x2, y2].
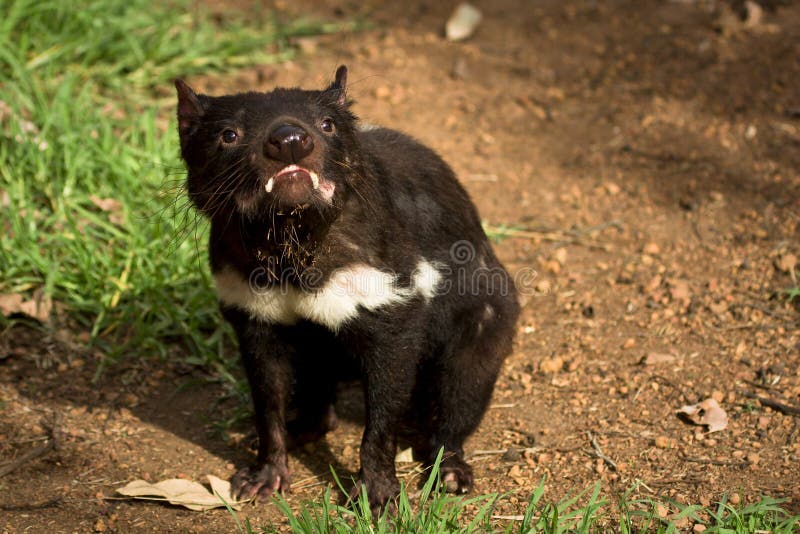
[3, 0, 800, 531]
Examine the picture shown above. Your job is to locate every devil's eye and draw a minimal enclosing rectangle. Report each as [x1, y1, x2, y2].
[320, 118, 335, 133]
[221, 129, 238, 144]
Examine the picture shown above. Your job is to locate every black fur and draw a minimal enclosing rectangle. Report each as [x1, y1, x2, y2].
[175, 66, 519, 512]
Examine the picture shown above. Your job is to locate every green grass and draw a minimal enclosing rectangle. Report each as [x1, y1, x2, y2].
[238, 457, 800, 533]
[0, 0, 350, 371]
[784, 286, 800, 303]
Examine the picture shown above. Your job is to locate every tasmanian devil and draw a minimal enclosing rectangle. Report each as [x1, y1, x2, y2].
[174, 66, 519, 511]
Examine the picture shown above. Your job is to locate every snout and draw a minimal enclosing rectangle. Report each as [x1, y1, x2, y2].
[266, 124, 314, 164]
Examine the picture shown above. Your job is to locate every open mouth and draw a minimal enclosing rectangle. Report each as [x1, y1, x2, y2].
[264, 164, 335, 203]
[265, 164, 319, 193]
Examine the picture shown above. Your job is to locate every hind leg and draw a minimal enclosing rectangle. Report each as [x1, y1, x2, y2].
[422, 302, 517, 493]
[426, 365, 497, 494]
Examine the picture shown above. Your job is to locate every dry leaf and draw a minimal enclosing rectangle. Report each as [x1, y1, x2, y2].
[395, 447, 414, 463]
[0, 293, 24, 315]
[116, 475, 244, 511]
[0, 292, 52, 322]
[89, 195, 125, 225]
[89, 195, 122, 213]
[677, 398, 728, 433]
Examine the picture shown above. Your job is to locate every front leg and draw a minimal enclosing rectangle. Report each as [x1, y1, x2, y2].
[346, 321, 422, 514]
[223, 307, 293, 501]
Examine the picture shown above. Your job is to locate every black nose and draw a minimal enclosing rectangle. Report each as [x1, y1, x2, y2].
[266, 124, 314, 163]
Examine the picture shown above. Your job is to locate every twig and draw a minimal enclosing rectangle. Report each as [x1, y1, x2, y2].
[292, 480, 328, 491]
[0, 441, 54, 478]
[683, 457, 748, 467]
[739, 391, 800, 416]
[710, 321, 798, 332]
[0, 413, 60, 478]
[585, 431, 618, 472]
[493, 514, 526, 521]
[731, 301, 793, 321]
[467, 447, 541, 459]
[291, 473, 325, 490]
[483, 220, 622, 251]
[0, 496, 63, 511]
[464, 173, 498, 182]
[741, 379, 775, 392]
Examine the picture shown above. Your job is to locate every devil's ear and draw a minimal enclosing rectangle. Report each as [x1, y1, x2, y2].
[175, 79, 204, 134]
[326, 65, 348, 106]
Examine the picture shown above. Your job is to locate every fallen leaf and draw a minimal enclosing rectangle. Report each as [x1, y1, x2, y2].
[0, 291, 52, 322]
[395, 447, 414, 463]
[677, 398, 728, 433]
[89, 195, 122, 213]
[0, 293, 23, 315]
[116, 475, 244, 511]
[19, 296, 52, 322]
[89, 195, 125, 225]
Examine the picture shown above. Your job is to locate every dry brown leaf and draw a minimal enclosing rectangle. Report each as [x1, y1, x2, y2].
[89, 195, 125, 225]
[116, 475, 244, 511]
[395, 447, 414, 463]
[0, 292, 52, 322]
[89, 195, 122, 213]
[0, 293, 24, 315]
[677, 398, 728, 433]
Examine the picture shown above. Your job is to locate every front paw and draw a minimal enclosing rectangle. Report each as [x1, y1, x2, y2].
[230, 462, 291, 501]
[349, 475, 400, 516]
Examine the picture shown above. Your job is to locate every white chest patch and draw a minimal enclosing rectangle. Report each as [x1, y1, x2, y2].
[214, 261, 442, 330]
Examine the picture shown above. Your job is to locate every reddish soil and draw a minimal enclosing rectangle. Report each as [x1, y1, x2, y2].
[3, 1, 800, 531]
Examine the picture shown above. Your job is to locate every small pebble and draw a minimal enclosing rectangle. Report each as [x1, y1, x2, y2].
[502, 448, 521, 462]
[446, 3, 483, 41]
[539, 356, 563, 374]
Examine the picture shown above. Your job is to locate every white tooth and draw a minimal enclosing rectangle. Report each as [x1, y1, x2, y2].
[310, 171, 320, 190]
[265, 177, 274, 193]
